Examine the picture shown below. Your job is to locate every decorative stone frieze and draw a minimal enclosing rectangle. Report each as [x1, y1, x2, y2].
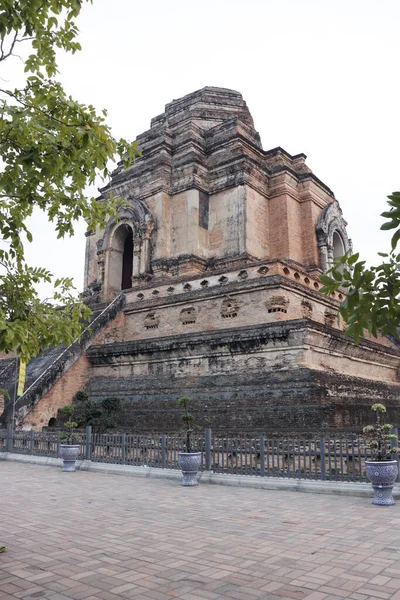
[143, 312, 159, 330]
[324, 309, 337, 327]
[265, 296, 289, 314]
[301, 300, 313, 319]
[179, 307, 197, 325]
[220, 297, 241, 319]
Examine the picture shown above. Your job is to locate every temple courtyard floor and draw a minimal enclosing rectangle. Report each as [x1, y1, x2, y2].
[2, 463, 400, 600]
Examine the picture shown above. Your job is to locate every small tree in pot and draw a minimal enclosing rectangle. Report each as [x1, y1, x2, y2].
[59, 405, 80, 472]
[364, 403, 399, 506]
[177, 396, 202, 486]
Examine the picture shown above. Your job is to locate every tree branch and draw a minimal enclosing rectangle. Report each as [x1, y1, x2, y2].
[0, 33, 35, 63]
[0, 33, 18, 62]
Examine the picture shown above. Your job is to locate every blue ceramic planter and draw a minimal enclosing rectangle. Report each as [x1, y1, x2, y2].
[178, 452, 202, 486]
[60, 444, 80, 472]
[366, 460, 398, 506]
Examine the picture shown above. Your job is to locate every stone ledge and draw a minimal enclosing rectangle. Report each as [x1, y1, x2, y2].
[87, 318, 400, 363]
[2, 452, 398, 499]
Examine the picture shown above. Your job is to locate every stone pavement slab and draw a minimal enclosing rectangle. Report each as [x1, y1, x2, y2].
[2, 463, 400, 599]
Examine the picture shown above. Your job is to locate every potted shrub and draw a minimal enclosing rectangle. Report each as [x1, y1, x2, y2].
[59, 405, 80, 472]
[364, 403, 399, 505]
[177, 396, 202, 486]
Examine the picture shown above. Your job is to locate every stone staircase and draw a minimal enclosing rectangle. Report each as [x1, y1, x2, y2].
[0, 293, 126, 427]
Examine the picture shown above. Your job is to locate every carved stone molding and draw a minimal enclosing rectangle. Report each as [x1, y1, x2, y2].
[99, 198, 156, 253]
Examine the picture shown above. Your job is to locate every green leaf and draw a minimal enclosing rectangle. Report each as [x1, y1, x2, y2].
[347, 253, 359, 265]
[319, 274, 335, 286]
[332, 270, 344, 282]
[82, 133, 89, 148]
[391, 228, 400, 251]
[381, 221, 398, 231]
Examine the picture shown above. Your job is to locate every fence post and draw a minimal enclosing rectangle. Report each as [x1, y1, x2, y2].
[161, 434, 166, 469]
[121, 433, 125, 466]
[259, 435, 265, 477]
[6, 423, 13, 453]
[391, 427, 400, 483]
[30, 429, 35, 455]
[85, 426, 92, 461]
[205, 428, 212, 471]
[56, 431, 60, 458]
[319, 437, 326, 481]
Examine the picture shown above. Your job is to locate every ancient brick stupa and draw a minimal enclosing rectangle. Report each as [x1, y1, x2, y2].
[3, 87, 400, 431]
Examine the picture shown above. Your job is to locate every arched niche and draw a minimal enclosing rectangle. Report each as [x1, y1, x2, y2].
[332, 231, 345, 261]
[107, 224, 134, 292]
[97, 198, 156, 299]
[316, 201, 352, 272]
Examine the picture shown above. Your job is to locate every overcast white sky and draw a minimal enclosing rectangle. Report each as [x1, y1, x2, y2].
[23, 0, 400, 295]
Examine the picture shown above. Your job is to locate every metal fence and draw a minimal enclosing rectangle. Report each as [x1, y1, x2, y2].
[1, 425, 398, 483]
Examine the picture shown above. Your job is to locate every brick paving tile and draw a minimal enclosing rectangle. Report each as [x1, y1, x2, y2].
[43, 582, 70, 593]
[46, 595, 76, 600]
[13, 586, 48, 599]
[355, 589, 392, 599]
[318, 586, 351, 597]
[4, 464, 400, 599]
[180, 594, 221, 600]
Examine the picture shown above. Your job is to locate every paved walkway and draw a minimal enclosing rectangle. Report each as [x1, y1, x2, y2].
[2, 464, 400, 600]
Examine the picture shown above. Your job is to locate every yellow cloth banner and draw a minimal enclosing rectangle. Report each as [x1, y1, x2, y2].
[17, 360, 26, 396]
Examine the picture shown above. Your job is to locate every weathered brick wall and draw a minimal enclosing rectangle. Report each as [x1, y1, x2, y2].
[246, 186, 269, 258]
[86, 369, 400, 434]
[268, 192, 290, 259]
[209, 187, 246, 257]
[16, 296, 127, 430]
[94, 312, 126, 345]
[106, 270, 346, 348]
[85, 320, 400, 433]
[19, 268, 398, 432]
[23, 354, 91, 430]
[301, 200, 321, 266]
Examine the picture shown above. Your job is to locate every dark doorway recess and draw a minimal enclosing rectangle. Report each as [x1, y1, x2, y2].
[121, 228, 133, 289]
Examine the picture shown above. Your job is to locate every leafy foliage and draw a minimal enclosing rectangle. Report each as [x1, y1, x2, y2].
[73, 389, 101, 428]
[101, 396, 121, 415]
[73, 390, 122, 433]
[74, 390, 89, 403]
[0, 1, 140, 361]
[176, 396, 195, 453]
[363, 403, 399, 462]
[60, 404, 78, 444]
[0, 260, 91, 360]
[320, 191, 400, 343]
